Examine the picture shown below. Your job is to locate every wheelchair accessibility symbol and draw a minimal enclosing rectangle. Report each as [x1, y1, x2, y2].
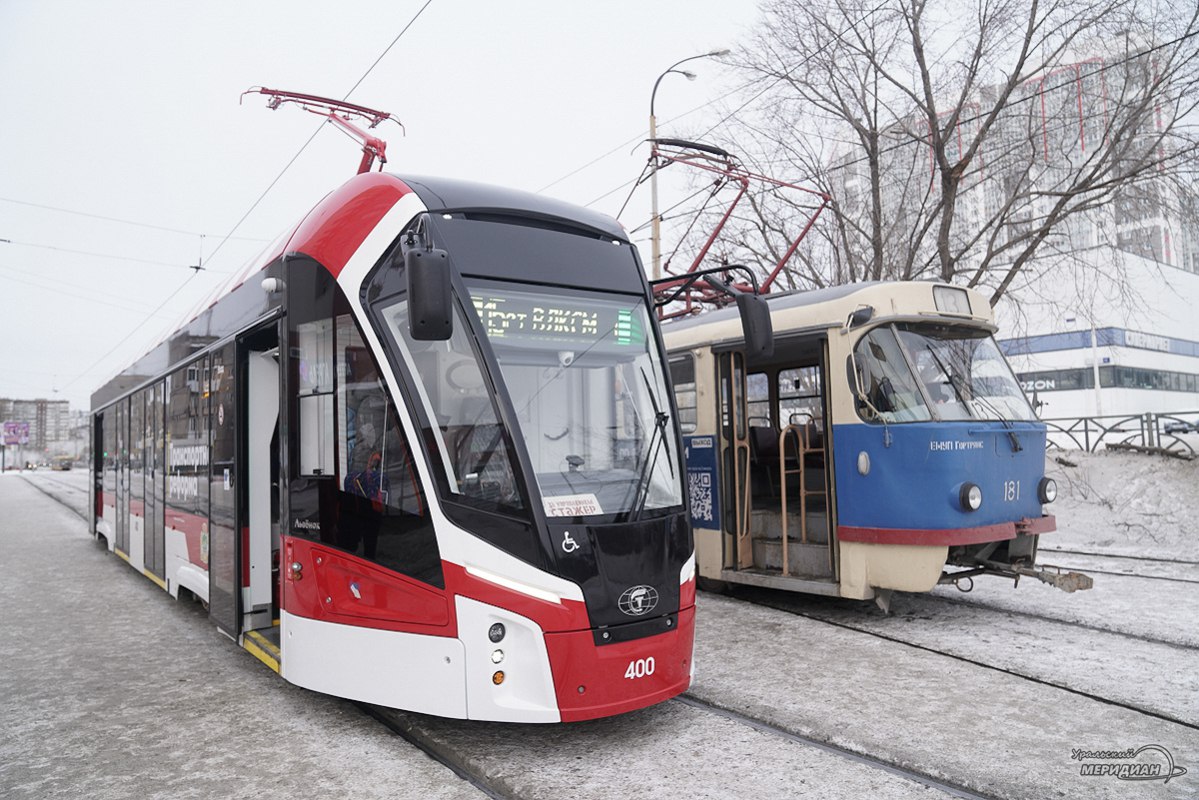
[561, 532, 580, 554]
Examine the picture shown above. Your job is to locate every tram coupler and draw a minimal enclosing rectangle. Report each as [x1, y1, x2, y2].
[974, 559, 1094, 593]
[938, 567, 987, 592]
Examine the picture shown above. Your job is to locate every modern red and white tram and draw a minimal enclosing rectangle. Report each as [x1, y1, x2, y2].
[90, 171, 700, 722]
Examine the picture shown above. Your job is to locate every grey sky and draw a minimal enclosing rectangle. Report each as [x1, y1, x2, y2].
[0, 0, 758, 409]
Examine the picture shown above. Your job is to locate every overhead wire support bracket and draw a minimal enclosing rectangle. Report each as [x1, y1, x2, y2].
[242, 87, 404, 175]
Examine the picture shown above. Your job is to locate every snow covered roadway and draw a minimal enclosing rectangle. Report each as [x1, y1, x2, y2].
[13, 451, 1198, 800]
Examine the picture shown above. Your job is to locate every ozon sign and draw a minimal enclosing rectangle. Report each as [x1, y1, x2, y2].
[1021, 379, 1056, 392]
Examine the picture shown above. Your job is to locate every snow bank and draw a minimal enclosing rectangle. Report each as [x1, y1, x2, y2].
[1044, 449, 1198, 559]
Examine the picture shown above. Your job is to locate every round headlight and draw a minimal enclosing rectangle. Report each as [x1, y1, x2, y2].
[1039, 477, 1058, 504]
[960, 483, 983, 512]
[488, 623, 506, 643]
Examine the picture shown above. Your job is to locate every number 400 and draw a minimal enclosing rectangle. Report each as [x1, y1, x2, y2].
[624, 657, 655, 679]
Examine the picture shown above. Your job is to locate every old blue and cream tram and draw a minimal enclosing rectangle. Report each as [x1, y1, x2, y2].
[663, 281, 1089, 609]
[90, 171, 698, 722]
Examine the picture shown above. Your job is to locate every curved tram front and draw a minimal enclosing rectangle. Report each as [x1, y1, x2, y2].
[91, 172, 694, 722]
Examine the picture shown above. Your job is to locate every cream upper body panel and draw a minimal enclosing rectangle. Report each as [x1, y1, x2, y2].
[661, 281, 996, 355]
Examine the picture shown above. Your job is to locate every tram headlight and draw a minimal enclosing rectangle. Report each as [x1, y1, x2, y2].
[488, 622, 506, 643]
[491, 649, 505, 664]
[1038, 477, 1058, 504]
[959, 482, 983, 512]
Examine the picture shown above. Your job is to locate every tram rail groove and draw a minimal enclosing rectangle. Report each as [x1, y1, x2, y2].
[674, 694, 1002, 800]
[927, 591, 1198, 653]
[1038, 547, 1199, 567]
[1043, 564, 1199, 585]
[19, 475, 88, 521]
[356, 703, 515, 800]
[740, 594, 1199, 733]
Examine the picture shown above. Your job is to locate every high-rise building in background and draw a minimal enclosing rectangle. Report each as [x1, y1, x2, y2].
[0, 397, 74, 454]
[831, 44, 1199, 419]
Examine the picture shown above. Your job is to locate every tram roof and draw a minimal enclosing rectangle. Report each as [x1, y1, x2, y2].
[662, 281, 884, 334]
[394, 174, 628, 242]
[660, 280, 996, 351]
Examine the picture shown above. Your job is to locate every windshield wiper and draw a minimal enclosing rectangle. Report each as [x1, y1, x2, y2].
[924, 345, 970, 406]
[925, 345, 1021, 452]
[630, 367, 674, 520]
[970, 391, 1022, 452]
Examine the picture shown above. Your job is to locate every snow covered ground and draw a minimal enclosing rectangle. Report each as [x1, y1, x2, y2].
[15, 451, 1199, 799]
[1044, 449, 1199, 559]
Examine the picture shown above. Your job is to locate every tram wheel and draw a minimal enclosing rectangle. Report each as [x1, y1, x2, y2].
[697, 577, 730, 594]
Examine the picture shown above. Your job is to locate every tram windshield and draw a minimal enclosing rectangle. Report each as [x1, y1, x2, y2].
[379, 282, 683, 520]
[855, 323, 1035, 423]
[468, 282, 684, 519]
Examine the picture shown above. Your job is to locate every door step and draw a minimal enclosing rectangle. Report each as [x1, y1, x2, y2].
[751, 508, 829, 544]
[720, 568, 840, 595]
[750, 538, 834, 577]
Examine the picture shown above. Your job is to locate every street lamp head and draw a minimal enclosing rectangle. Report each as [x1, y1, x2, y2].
[707, 48, 731, 57]
[681, 70, 697, 81]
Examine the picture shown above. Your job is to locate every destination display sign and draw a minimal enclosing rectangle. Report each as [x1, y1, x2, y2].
[470, 289, 646, 351]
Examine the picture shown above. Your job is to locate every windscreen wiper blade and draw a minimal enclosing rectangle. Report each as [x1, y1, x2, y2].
[630, 367, 674, 520]
[926, 345, 1021, 452]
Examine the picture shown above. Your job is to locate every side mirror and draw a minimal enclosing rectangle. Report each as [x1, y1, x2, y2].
[844, 304, 874, 330]
[406, 248, 453, 341]
[735, 293, 773, 361]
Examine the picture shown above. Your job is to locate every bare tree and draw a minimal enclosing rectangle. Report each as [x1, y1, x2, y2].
[691, 0, 1199, 304]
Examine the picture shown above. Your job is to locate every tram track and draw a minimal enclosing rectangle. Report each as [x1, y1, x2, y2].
[1039, 547, 1199, 566]
[357, 695, 1003, 800]
[1043, 564, 1199, 585]
[356, 703, 513, 800]
[928, 590, 1198, 651]
[18, 474, 88, 521]
[673, 694, 1001, 800]
[732, 589, 1199, 734]
[1037, 547, 1199, 585]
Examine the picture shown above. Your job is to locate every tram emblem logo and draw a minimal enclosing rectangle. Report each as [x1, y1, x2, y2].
[618, 585, 659, 617]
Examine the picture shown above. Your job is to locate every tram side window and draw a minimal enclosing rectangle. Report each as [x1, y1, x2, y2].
[165, 357, 210, 556]
[380, 297, 526, 513]
[296, 317, 335, 477]
[288, 261, 442, 588]
[747, 372, 771, 427]
[853, 328, 932, 423]
[779, 366, 823, 427]
[669, 356, 697, 434]
[333, 312, 441, 586]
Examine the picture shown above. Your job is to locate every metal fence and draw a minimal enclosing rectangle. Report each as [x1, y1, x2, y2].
[1040, 410, 1199, 458]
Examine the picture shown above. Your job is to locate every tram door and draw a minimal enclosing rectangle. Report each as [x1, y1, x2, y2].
[208, 327, 282, 640]
[143, 381, 166, 582]
[241, 326, 281, 633]
[718, 351, 753, 569]
[208, 342, 239, 637]
[116, 397, 129, 556]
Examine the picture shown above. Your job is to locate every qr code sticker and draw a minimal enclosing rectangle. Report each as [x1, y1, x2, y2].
[688, 471, 713, 522]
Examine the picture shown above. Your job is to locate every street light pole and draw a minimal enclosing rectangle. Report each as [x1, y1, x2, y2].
[649, 48, 729, 281]
[1068, 314, 1104, 416]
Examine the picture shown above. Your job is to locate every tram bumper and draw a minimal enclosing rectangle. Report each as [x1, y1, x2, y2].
[543, 605, 695, 722]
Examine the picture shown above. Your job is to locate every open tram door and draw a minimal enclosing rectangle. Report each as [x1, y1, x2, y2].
[208, 322, 283, 669]
[710, 333, 840, 595]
